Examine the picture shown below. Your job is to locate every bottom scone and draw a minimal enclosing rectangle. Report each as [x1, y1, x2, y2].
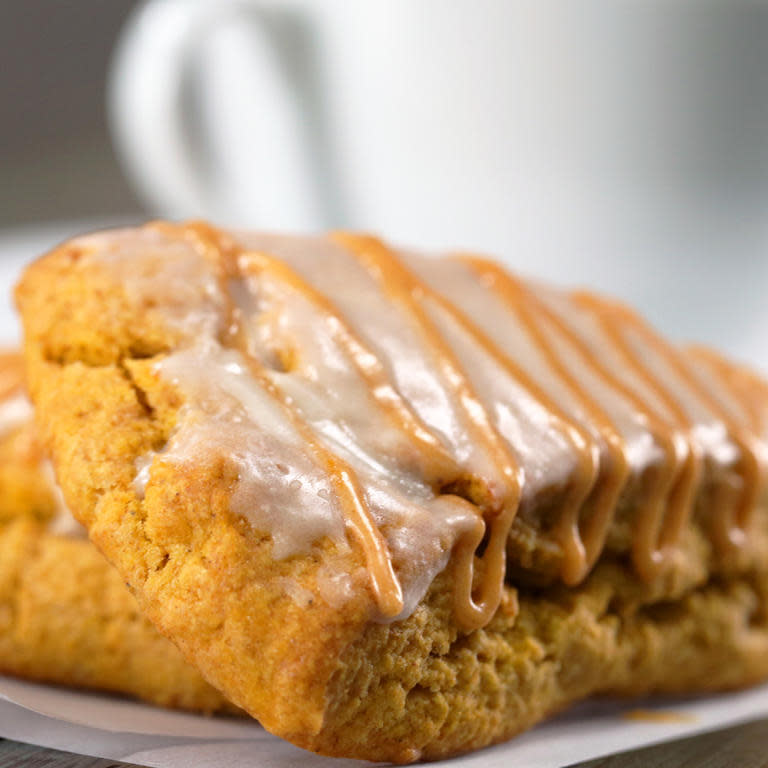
[0, 352, 235, 713]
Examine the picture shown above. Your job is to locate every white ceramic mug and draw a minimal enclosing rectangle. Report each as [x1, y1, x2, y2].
[109, 0, 768, 367]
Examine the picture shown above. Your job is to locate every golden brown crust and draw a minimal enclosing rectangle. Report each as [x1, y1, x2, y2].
[0, 420, 56, 525]
[0, 351, 236, 714]
[15, 229, 768, 762]
[22, 345, 373, 739]
[0, 518, 237, 713]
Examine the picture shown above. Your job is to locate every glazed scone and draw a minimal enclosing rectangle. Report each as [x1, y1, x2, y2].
[16, 222, 768, 762]
[0, 352, 236, 713]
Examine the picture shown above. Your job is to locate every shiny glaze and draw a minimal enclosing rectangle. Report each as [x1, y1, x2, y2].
[73, 223, 768, 630]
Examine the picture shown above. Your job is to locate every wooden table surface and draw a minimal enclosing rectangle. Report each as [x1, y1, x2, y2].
[1, 718, 767, 768]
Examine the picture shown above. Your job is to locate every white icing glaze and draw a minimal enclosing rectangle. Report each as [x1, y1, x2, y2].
[133, 453, 153, 498]
[74, 227, 223, 338]
[407, 254, 665, 479]
[144, 321, 480, 616]
[234, 234, 510, 493]
[153, 343, 347, 560]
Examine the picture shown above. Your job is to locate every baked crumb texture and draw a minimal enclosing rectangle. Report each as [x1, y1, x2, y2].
[15, 224, 768, 762]
[0, 353, 235, 714]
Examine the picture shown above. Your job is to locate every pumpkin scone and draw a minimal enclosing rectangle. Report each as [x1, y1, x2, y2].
[0, 351, 236, 714]
[15, 222, 768, 762]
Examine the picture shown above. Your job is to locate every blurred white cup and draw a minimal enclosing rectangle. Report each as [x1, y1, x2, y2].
[109, 0, 767, 367]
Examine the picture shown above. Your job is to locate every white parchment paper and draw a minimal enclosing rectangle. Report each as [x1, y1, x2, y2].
[2, 675, 768, 767]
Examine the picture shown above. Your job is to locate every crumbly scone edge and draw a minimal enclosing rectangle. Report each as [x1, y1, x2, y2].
[0, 518, 238, 713]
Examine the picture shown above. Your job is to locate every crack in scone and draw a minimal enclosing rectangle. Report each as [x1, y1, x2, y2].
[14, 222, 768, 762]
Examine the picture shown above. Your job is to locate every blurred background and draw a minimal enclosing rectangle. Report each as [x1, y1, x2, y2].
[0, 1, 142, 226]
[0, 0, 765, 368]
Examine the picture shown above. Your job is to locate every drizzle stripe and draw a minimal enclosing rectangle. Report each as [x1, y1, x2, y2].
[420, 259, 603, 584]
[569, 293, 703, 557]
[464, 258, 690, 581]
[173, 221, 406, 618]
[587, 299, 760, 547]
[235, 249, 458, 486]
[334, 232, 523, 630]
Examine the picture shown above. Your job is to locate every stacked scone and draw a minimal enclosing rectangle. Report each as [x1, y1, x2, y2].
[0, 351, 236, 713]
[5, 220, 768, 762]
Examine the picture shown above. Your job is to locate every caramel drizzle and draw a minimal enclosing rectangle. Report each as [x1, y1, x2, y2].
[571, 293, 703, 561]
[236, 249, 530, 625]
[162, 221, 405, 619]
[333, 232, 523, 630]
[234, 249, 458, 487]
[515, 302, 686, 581]
[426, 288, 603, 585]
[465, 258, 701, 581]
[585, 300, 760, 549]
[685, 346, 766, 434]
[685, 346, 767, 515]
[461, 258, 634, 581]
[396, 261, 603, 585]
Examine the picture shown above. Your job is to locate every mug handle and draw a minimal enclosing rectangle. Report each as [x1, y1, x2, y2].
[108, 0, 321, 227]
